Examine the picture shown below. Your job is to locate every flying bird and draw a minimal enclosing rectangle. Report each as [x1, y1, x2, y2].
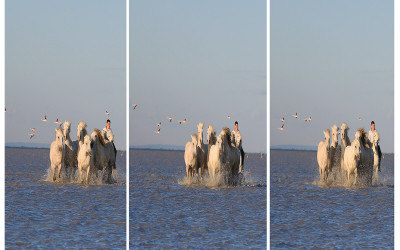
[30, 128, 35, 132]
[168, 117, 173, 123]
[155, 128, 161, 134]
[308, 116, 312, 122]
[29, 133, 34, 139]
[133, 104, 138, 110]
[227, 115, 231, 119]
[106, 111, 110, 115]
[54, 118, 59, 124]
[292, 112, 298, 119]
[41, 115, 47, 122]
[179, 118, 187, 124]
[157, 122, 161, 127]
[358, 117, 363, 120]
[303, 118, 308, 122]
[4, 108, 6, 113]
[278, 124, 284, 131]
[280, 117, 284, 123]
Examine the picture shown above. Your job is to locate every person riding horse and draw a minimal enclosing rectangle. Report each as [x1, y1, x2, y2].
[103, 119, 117, 169]
[231, 121, 245, 168]
[368, 121, 382, 171]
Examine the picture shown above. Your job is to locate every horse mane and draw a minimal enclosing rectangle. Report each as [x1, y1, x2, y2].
[341, 122, 349, 130]
[357, 128, 371, 147]
[222, 127, 232, 146]
[94, 128, 106, 147]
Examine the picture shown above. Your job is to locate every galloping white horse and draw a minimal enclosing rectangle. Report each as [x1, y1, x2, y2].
[77, 135, 94, 184]
[207, 124, 217, 165]
[63, 121, 79, 180]
[329, 125, 341, 180]
[317, 129, 330, 182]
[91, 128, 115, 184]
[50, 127, 64, 182]
[340, 122, 351, 170]
[220, 128, 241, 185]
[184, 134, 198, 182]
[371, 131, 380, 182]
[357, 128, 374, 186]
[77, 121, 88, 154]
[196, 122, 207, 183]
[343, 130, 362, 185]
[208, 134, 223, 180]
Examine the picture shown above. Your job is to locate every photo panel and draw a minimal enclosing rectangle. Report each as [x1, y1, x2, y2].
[130, 0, 266, 248]
[5, 1, 126, 248]
[270, 0, 394, 248]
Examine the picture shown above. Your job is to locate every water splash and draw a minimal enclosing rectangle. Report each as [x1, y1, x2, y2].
[41, 166, 124, 186]
[178, 169, 263, 188]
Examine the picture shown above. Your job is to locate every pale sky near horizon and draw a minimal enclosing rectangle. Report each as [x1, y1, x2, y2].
[271, 0, 394, 153]
[130, 0, 266, 153]
[5, 1, 126, 150]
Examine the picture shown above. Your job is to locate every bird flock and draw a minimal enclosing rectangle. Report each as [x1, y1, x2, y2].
[278, 112, 312, 131]
[9, 111, 112, 141]
[131, 103, 233, 136]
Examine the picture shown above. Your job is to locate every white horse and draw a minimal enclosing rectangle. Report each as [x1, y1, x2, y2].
[371, 131, 380, 183]
[208, 134, 223, 181]
[50, 127, 64, 182]
[63, 121, 79, 180]
[220, 128, 241, 185]
[343, 130, 362, 185]
[77, 121, 88, 154]
[196, 122, 207, 183]
[207, 124, 217, 165]
[357, 128, 374, 186]
[77, 135, 94, 184]
[340, 122, 351, 170]
[184, 133, 198, 182]
[91, 128, 116, 184]
[317, 129, 330, 182]
[329, 125, 341, 180]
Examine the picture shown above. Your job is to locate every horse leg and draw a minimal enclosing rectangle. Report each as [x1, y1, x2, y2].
[107, 165, 112, 184]
[52, 164, 56, 182]
[57, 163, 62, 181]
[353, 169, 357, 186]
[199, 167, 202, 184]
[86, 166, 90, 185]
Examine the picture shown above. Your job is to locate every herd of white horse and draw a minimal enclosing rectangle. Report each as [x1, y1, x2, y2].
[317, 123, 381, 186]
[49, 121, 116, 184]
[184, 122, 244, 186]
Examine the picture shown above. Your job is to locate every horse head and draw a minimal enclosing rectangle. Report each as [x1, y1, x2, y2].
[77, 121, 87, 141]
[323, 129, 330, 142]
[84, 135, 92, 156]
[207, 125, 215, 145]
[63, 121, 71, 140]
[331, 124, 339, 146]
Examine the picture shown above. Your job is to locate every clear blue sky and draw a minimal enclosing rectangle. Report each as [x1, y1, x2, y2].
[130, 0, 266, 153]
[271, 0, 394, 153]
[5, 0, 126, 150]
